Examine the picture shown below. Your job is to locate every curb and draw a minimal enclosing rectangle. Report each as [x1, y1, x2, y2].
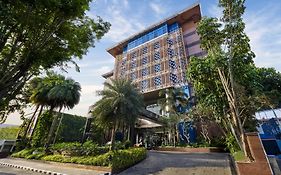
[0, 161, 111, 175]
[0, 161, 66, 175]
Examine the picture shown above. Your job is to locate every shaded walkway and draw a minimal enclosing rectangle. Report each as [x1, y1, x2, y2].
[119, 151, 233, 175]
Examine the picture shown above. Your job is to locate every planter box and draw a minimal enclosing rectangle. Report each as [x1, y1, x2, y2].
[235, 133, 272, 175]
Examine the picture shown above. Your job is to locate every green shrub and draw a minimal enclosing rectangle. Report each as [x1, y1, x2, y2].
[81, 141, 109, 156]
[42, 155, 68, 162]
[50, 141, 109, 156]
[12, 147, 45, 159]
[12, 148, 35, 158]
[225, 133, 240, 153]
[110, 148, 147, 172]
[31, 111, 53, 147]
[210, 137, 227, 148]
[0, 127, 19, 139]
[25, 153, 45, 160]
[114, 140, 132, 150]
[232, 151, 247, 161]
[51, 142, 81, 155]
[12, 147, 147, 173]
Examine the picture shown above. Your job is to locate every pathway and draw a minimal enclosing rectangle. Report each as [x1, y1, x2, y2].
[118, 151, 234, 175]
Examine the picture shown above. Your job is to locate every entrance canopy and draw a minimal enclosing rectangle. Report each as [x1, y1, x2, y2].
[136, 109, 164, 129]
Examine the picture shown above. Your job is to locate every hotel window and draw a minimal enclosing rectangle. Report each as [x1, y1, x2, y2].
[141, 80, 148, 90]
[179, 47, 184, 56]
[154, 51, 161, 61]
[167, 48, 174, 58]
[142, 57, 148, 65]
[154, 76, 162, 86]
[131, 59, 137, 69]
[120, 69, 125, 77]
[142, 47, 148, 54]
[167, 38, 173, 47]
[180, 59, 187, 69]
[154, 42, 160, 50]
[131, 52, 137, 59]
[169, 60, 176, 70]
[121, 59, 126, 66]
[170, 73, 177, 84]
[131, 72, 137, 80]
[142, 68, 149, 77]
[154, 64, 161, 73]
[177, 35, 182, 42]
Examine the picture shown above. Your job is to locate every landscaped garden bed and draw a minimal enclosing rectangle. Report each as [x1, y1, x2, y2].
[11, 141, 147, 173]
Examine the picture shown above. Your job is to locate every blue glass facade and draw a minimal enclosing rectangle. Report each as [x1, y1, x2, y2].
[123, 23, 179, 53]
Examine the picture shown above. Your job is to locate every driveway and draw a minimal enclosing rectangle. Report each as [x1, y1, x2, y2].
[118, 151, 234, 175]
[0, 166, 43, 175]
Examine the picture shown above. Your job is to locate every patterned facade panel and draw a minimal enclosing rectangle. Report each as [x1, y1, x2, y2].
[154, 76, 162, 86]
[114, 28, 189, 94]
[154, 64, 161, 73]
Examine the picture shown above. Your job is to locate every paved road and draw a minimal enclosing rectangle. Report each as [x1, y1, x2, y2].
[118, 151, 233, 175]
[0, 166, 42, 175]
[0, 158, 109, 175]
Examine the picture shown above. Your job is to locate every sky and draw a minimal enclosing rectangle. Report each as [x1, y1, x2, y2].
[4, 0, 281, 125]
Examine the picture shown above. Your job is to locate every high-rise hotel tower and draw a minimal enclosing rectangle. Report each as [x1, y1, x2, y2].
[103, 3, 205, 115]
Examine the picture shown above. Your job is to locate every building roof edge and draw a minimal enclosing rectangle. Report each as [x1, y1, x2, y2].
[106, 2, 201, 57]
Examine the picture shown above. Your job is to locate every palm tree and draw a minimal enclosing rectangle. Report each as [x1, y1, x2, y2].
[158, 87, 190, 146]
[22, 77, 49, 139]
[45, 76, 81, 146]
[158, 87, 190, 115]
[92, 78, 144, 150]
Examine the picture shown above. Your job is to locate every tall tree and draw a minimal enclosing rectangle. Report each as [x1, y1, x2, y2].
[0, 0, 110, 122]
[47, 77, 81, 145]
[22, 77, 47, 138]
[92, 79, 144, 150]
[187, 0, 272, 158]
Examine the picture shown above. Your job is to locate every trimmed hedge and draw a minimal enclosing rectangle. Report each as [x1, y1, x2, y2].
[12, 148, 45, 160]
[50, 141, 109, 156]
[12, 147, 147, 172]
[110, 148, 147, 172]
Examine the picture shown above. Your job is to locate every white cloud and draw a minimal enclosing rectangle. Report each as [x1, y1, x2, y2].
[65, 84, 103, 116]
[123, 0, 129, 8]
[101, 3, 145, 42]
[91, 66, 112, 75]
[149, 2, 164, 15]
[244, 5, 281, 71]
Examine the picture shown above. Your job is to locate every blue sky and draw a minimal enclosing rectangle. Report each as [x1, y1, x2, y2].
[4, 0, 281, 125]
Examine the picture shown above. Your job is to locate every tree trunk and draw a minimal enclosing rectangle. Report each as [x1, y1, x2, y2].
[110, 122, 116, 151]
[82, 117, 93, 143]
[45, 106, 60, 148]
[127, 126, 130, 141]
[53, 112, 64, 144]
[23, 105, 39, 139]
[130, 125, 135, 145]
[30, 105, 44, 139]
[218, 68, 253, 158]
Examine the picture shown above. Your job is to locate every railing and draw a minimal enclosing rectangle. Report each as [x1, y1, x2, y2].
[0, 140, 16, 153]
